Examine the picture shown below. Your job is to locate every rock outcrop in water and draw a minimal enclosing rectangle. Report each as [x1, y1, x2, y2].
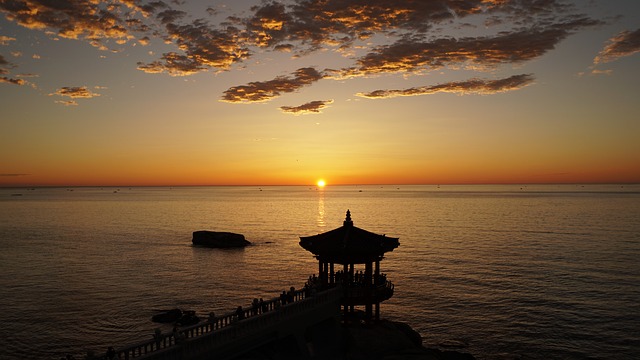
[192, 231, 251, 248]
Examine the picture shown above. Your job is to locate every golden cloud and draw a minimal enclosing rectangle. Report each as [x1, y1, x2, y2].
[221, 67, 325, 103]
[357, 74, 535, 98]
[594, 29, 640, 64]
[50, 86, 101, 99]
[280, 100, 334, 115]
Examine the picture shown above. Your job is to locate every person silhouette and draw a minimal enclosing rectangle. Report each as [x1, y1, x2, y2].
[105, 347, 116, 360]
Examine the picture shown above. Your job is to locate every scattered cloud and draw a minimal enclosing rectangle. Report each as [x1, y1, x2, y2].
[586, 69, 613, 76]
[0, 0, 607, 110]
[0, 76, 25, 85]
[336, 19, 598, 78]
[0, 35, 16, 45]
[593, 28, 640, 64]
[245, 0, 578, 53]
[138, 36, 151, 46]
[280, 100, 334, 115]
[221, 67, 325, 103]
[0, 0, 142, 47]
[55, 100, 79, 106]
[0, 54, 10, 67]
[357, 74, 535, 99]
[0, 53, 25, 85]
[50, 86, 101, 102]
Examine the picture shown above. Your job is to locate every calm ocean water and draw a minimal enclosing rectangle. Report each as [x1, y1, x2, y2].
[1, 185, 639, 360]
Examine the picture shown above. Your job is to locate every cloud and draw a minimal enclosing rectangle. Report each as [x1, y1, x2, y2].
[156, 9, 187, 24]
[357, 74, 535, 99]
[0, 76, 25, 85]
[338, 19, 598, 78]
[0, 35, 16, 45]
[137, 52, 206, 76]
[134, 0, 595, 79]
[593, 28, 640, 64]
[136, 19, 251, 75]
[221, 67, 325, 103]
[0, 54, 26, 85]
[138, 36, 151, 46]
[0, 0, 603, 109]
[245, 0, 587, 53]
[50, 86, 101, 99]
[55, 100, 79, 106]
[280, 100, 334, 115]
[0, 0, 142, 47]
[0, 54, 10, 65]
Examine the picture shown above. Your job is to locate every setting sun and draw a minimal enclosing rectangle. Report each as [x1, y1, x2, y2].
[317, 179, 326, 187]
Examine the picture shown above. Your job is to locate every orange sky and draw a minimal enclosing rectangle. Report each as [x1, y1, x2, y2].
[1, 1, 639, 186]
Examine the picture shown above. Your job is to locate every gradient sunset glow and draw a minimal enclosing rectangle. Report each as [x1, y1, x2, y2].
[1, 1, 639, 186]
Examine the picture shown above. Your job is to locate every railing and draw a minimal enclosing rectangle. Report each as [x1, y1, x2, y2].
[99, 287, 339, 360]
[343, 280, 394, 304]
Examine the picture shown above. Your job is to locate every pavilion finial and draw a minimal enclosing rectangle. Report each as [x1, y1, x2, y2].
[344, 209, 353, 226]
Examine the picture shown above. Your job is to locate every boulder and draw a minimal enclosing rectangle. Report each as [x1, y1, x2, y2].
[192, 231, 251, 248]
[343, 320, 476, 360]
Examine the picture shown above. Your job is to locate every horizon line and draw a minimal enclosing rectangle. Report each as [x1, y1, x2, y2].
[2, 181, 638, 189]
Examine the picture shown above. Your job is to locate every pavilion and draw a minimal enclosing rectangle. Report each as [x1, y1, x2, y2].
[299, 210, 399, 322]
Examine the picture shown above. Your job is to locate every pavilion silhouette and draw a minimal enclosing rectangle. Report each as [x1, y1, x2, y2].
[299, 210, 399, 322]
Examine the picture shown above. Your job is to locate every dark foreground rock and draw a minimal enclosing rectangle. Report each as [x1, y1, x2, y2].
[236, 319, 475, 360]
[343, 320, 476, 360]
[192, 231, 251, 248]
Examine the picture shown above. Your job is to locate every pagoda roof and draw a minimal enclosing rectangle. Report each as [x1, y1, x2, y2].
[299, 210, 399, 264]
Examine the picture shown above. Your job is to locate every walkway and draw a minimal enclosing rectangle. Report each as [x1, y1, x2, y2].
[95, 286, 343, 360]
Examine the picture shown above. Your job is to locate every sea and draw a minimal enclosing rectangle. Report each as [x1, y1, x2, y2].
[0, 185, 639, 360]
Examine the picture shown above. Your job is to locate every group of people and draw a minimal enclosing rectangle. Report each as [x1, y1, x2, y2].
[279, 286, 298, 305]
[93, 270, 389, 360]
[233, 286, 301, 322]
[314, 270, 388, 287]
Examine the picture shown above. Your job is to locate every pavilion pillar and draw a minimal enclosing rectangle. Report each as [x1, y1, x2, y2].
[323, 262, 329, 287]
[330, 262, 335, 285]
[343, 263, 348, 285]
[365, 261, 373, 321]
[348, 263, 355, 315]
[374, 259, 381, 321]
[349, 264, 354, 285]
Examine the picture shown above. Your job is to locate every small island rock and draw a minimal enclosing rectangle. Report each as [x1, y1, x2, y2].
[192, 231, 251, 248]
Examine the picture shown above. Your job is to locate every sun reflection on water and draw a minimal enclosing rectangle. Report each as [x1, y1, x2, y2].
[317, 189, 325, 228]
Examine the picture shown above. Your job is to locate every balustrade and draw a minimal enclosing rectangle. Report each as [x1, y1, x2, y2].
[101, 286, 341, 360]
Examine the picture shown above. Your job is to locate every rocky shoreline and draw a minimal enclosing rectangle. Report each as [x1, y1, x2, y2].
[342, 320, 475, 360]
[238, 319, 475, 360]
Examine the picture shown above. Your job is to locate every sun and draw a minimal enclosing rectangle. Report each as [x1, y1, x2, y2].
[316, 179, 326, 187]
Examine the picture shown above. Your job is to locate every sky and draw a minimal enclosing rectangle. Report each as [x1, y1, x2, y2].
[1, 0, 639, 187]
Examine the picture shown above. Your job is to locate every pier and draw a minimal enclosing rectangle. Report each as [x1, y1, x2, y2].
[103, 286, 343, 360]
